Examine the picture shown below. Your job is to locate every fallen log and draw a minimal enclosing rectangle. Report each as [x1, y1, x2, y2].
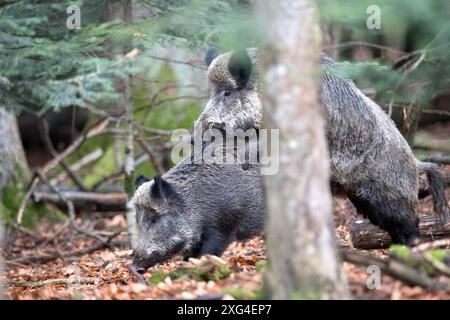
[349, 215, 450, 250]
[33, 191, 127, 212]
[341, 250, 447, 290]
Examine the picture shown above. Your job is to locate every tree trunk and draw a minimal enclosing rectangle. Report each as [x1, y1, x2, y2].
[123, 0, 137, 249]
[0, 107, 30, 198]
[0, 106, 29, 298]
[260, 0, 349, 299]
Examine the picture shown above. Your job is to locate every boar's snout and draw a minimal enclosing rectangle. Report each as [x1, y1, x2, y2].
[132, 249, 163, 273]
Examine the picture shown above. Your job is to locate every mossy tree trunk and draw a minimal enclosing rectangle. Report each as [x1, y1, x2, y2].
[0, 106, 30, 203]
[260, 0, 349, 299]
[0, 106, 30, 295]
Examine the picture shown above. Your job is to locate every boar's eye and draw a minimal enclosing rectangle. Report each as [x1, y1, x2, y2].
[223, 90, 231, 97]
[151, 216, 158, 224]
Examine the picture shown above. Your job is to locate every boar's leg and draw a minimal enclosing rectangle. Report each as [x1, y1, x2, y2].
[349, 192, 420, 245]
[196, 227, 232, 258]
[181, 228, 232, 260]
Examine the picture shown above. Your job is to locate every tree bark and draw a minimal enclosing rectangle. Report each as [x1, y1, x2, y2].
[32, 191, 127, 212]
[0, 106, 29, 299]
[123, 0, 137, 249]
[0, 107, 30, 197]
[349, 216, 450, 250]
[260, 0, 349, 299]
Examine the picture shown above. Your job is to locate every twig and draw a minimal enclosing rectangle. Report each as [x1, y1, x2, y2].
[39, 119, 87, 192]
[5, 278, 98, 288]
[145, 54, 206, 70]
[36, 171, 114, 249]
[17, 119, 110, 225]
[41, 119, 110, 176]
[50, 148, 104, 186]
[133, 123, 173, 136]
[39, 219, 71, 247]
[423, 252, 450, 277]
[91, 171, 124, 192]
[16, 174, 39, 225]
[341, 250, 447, 290]
[7, 221, 43, 241]
[127, 264, 149, 286]
[412, 239, 450, 253]
[5, 234, 123, 265]
[135, 95, 208, 113]
[136, 138, 165, 174]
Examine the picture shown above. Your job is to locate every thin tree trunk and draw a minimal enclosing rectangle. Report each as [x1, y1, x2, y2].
[260, 0, 349, 299]
[0, 107, 30, 197]
[0, 221, 4, 299]
[0, 106, 29, 299]
[123, 0, 137, 248]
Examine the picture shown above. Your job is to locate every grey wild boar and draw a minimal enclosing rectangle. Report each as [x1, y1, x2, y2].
[131, 151, 264, 273]
[199, 48, 449, 245]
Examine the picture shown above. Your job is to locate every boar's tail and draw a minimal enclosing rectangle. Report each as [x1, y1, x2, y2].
[417, 161, 449, 217]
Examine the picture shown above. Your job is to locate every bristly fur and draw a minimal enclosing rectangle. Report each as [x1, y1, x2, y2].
[416, 161, 449, 217]
[132, 147, 264, 271]
[199, 49, 449, 245]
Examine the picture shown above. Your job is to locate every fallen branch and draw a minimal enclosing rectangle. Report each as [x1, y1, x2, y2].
[16, 119, 110, 225]
[341, 250, 447, 290]
[5, 278, 98, 288]
[33, 191, 127, 212]
[136, 138, 165, 174]
[412, 239, 450, 252]
[349, 215, 450, 250]
[50, 148, 104, 186]
[39, 118, 87, 191]
[127, 264, 149, 286]
[5, 236, 124, 265]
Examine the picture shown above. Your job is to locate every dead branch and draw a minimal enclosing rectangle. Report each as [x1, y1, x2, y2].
[127, 264, 149, 286]
[7, 221, 43, 241]
[349, 215, 450, 250]
[39, 118, 87, 191]
[422, 252, 450, 277]
[341, 250, 447, 290]
[50, 148, 103, 186]
[412, 239, 450, 252]
[145, 54, 206, 70]
[136, 138, 165, 174]
[42, 119, 110, 176]
[36, 171, 115, 248]
[5, 278, 98, 288]
[5, 235, 124, 265]
[16, 174, 39, 225]
[133, 123, 173, 136]
[16, 120, 110, 224]
[33, 191, 127, 212]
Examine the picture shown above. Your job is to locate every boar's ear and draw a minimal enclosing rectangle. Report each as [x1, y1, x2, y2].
[151, 175, 176, 200]
[228, 49, 252, 89]
[135, 175, 150, 190]
[205, 47, 219, 67]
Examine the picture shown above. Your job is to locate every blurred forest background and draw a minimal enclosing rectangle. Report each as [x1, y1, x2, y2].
[0, 0, 449, 300]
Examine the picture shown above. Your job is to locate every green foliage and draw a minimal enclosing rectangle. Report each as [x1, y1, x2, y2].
[0, 183, 61, 228]
[223, 286, 262, 300]
[0, 0, 255, 116]
[148, 256, 232, 285]
[390, 244, 450, 277]
[319, 0, 450, 108]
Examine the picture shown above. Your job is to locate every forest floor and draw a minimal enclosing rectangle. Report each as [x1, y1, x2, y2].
[2, 124, 450, 300]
